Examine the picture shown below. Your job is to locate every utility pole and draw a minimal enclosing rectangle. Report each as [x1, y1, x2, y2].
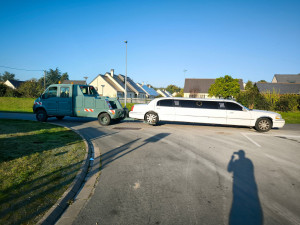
[124, 40, 128, 109]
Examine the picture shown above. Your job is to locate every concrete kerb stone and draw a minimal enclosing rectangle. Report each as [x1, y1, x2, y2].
[37, 126, 91, 225]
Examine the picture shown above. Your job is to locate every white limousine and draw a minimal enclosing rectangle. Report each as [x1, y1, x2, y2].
[129, 97, 285, 132]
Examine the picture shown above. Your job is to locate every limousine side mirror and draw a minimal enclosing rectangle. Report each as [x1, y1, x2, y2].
[242, 107, 248, 112]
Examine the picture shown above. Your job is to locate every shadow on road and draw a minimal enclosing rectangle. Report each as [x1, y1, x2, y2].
[100, 133, 171, 170]
[227, 150, 263, 225]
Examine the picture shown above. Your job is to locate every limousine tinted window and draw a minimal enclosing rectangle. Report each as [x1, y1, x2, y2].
[179, 100, 220, 109]
[225, 102, 243, 111]
[157, 99, 173, 107]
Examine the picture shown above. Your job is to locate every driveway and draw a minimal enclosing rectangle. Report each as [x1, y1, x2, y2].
[1, 113, 300, 225]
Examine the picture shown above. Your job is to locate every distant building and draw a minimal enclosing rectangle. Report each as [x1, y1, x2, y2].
[256, 83, 300, 94]
[157, 89, 172, 97]
[271, 74, 300, 83]
[89, 69, 146, 99]
[183, 78, 244, 98]
[4, 80, 24, 89]
[136, 83, 159, 99]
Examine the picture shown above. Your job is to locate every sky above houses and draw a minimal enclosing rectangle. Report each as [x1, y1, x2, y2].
[0, 0, 299, 88]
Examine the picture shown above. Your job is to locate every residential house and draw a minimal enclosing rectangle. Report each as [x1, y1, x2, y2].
[62, 80, 86, 85]
[256, 83, 300, 94]
[183, 78, 244, 98]
[4, 80, 24, 89]
[271, 74, 300, 83]
[157, 89, 172, 97]
[89, 69, 146, 99]
[136, 83, 159, 99]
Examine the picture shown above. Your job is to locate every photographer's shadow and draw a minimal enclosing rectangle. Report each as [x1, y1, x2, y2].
[227, 150, 263, 225]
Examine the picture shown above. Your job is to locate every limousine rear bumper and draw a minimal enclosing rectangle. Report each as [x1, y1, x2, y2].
[273, 119, 285, 128]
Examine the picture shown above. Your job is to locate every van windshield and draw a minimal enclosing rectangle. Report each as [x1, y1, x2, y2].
[80, 86, 98, 96]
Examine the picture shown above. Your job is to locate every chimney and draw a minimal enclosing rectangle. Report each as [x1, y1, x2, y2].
[110, 69, 114, 77]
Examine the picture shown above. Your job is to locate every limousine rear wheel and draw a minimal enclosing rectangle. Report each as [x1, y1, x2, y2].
[145, 112, 158, 125]
[255, 118, 272, 132]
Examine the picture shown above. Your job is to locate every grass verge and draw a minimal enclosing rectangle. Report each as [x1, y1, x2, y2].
[0, 97, 35, 113]
[278, 111, 300, 124]
[0, 119, 86, 225]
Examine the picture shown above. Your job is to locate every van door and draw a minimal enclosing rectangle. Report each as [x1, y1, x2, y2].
[43, 86, 58, 115]
[155, 99, 175, 121]
[57, 86, 72, 116]
[225, 102, 251, 126]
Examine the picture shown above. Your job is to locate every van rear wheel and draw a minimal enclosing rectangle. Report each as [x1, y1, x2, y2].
[36, 109, 48, 122]
[98, 113, 111, 126]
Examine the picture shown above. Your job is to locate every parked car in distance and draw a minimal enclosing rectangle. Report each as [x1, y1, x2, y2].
[129, 97, 285, 132]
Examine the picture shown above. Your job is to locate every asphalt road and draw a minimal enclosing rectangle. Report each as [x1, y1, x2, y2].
[1, 113, 300, 225]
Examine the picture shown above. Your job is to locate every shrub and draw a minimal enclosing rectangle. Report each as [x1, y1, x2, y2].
[275, 94, 299, 112]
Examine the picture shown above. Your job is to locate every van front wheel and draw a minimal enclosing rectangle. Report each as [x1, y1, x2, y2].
[98, 113, 111, 126]
[36, 109, 48, 122]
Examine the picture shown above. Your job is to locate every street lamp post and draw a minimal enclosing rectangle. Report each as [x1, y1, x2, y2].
[84, 76, 88, 85]
[124, 40, 127, 109]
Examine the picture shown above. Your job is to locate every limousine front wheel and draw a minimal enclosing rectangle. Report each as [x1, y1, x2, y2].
[145, 112, 158, 125]
[255, 118, 272, 132]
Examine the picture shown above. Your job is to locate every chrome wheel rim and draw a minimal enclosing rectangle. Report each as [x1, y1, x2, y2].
[146, 114, 157, 124]
[258, 120, 270, 130]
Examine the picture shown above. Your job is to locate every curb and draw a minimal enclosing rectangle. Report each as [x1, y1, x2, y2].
[37, 127, 92, 225]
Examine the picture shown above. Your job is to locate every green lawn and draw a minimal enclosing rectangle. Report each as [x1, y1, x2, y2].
[0, 97, 35, 113]
[278, 111, 300, 124]
[0, 119, 86, 225]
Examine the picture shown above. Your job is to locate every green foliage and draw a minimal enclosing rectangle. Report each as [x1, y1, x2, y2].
[4, 87, 21, 97]
[0, 83, 7, 96]
[257, 80, 267, 83]
[262, 89, 280, 111]
[236, 85, 270, 110]
[0, 71, 16, 82]
[18, 81, 44, 98]
[208, 75, 240, 98]
[275, 94, 299, 112]
[38, 68, 69, 88]
[175, 88, 184, 97]
[166, 84, 181, 94]
[245, 80, 253, 90]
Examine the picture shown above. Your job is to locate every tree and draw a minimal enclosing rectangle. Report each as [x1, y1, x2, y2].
[39, 68, 69, 88]
[257, 80, 267, 83]
[166, 84, 181, 94]
[0, 71, 16, 81]
[175, 88, 184, 97]
[0, 83, 8, 96]
[60, 72, 69, 83]
[18, 81, 44, 98]
[208, 75, 241, 98]
[245, 80, 253, 90]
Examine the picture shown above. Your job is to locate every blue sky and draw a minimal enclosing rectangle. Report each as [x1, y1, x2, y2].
[0, 0, 299, 88]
